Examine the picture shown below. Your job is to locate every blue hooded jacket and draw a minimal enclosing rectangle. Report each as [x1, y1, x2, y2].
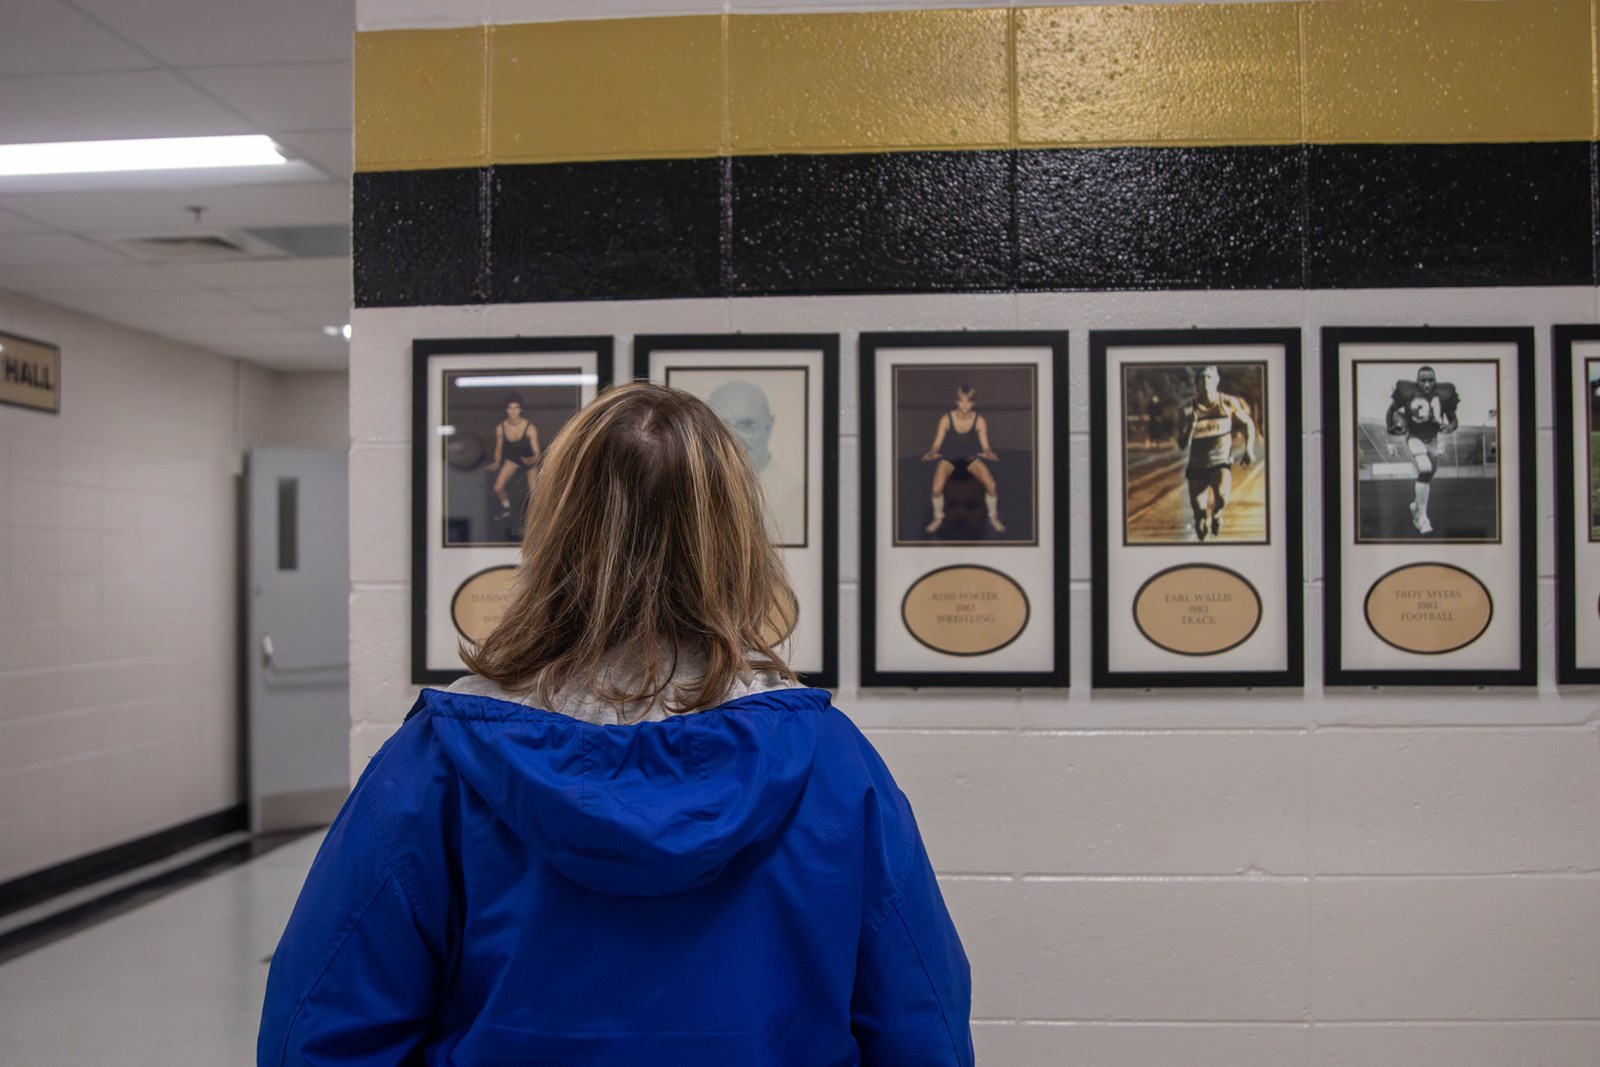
[258, 686, 973, 1066]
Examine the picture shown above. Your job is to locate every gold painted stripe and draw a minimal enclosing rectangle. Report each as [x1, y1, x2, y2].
[728, 9, 1010, 153]
[490, 17, 723, 164]
[355, 2, 1599, 172]
[355, 26, 488, 171]
[1017, 3, 1302, 147]
[1303, 0, 1593, 144]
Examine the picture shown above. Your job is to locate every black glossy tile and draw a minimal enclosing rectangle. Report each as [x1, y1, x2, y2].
[354, 168, 488, 307]
[489, 159, 723, 302]
[729, 150, 1014, 295]
[1307, 142, 1595, 288]
[1017, 146, 1305, 291]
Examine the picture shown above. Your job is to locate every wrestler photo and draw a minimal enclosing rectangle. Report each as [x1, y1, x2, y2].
[1589, 359, 1600, 541]
[441, 370, 583, 547]
[892, 364, 1037, 546]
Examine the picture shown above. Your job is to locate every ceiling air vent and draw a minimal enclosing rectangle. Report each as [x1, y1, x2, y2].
[100, 228, 288, 263]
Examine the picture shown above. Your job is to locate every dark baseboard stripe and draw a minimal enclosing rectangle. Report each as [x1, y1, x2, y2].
[353, 142, 1598, 308]
[0, 830, 307, 967]
[0, 804, 246, 920]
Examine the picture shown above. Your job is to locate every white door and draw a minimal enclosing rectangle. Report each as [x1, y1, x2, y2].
[246, 447, 349, 832]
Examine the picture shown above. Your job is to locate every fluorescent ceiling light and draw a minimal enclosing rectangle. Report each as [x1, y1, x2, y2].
[0, 135, 287, 177]
[456, 373, 597, 388]
[322, 324, 352, 340]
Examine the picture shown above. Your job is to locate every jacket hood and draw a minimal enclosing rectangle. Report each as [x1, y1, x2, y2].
[422, 686, 829, 897]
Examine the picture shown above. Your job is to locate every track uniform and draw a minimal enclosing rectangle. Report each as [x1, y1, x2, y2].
[1183, 393, 1251, 485]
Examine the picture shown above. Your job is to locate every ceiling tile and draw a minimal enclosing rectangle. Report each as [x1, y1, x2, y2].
[182, 63, 352, 133]
[0, 261, 195, 293]
[0, 0, 154, 77]
[0, 233, 127, 267]
[41, 289, 260, 316]
[159, 255, 352, 288]
[272, 131, 354, 181]
[0, 180, 350, 231]
[0, 207, 52, 234]
[0, 70, 253, 143]
[108, 308, 305, 334]
[278, 307, 355, 330]
[72, 0, 355, 66]
[226, 285, 351, 311]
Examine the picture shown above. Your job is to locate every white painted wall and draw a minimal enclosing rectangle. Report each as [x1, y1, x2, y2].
[0, 290, 350, 884]
[241, 367, 351, 453]
[348, 286, 1600, 1065]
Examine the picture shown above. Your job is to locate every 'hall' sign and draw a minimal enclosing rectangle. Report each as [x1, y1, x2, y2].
[0, 331, 59, 414]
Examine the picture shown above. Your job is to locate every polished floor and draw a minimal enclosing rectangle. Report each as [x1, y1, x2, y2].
[0, 832, 323, 1066]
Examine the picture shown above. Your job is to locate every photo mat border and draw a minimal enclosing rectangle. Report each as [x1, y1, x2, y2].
[1321, 325, 1536, 688]
[634, 333, 840, 690]
[411, 336, 615, 685]
[1090, 328, 1304, 690]
[1552, 324, 1600, 684]
[860, 331, 1070, 689]
[890, 362, 1041, 548]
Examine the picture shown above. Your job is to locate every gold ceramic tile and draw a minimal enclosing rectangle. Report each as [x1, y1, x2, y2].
[1016, 3, 1301, 147]
[354, 28, 488, 171]
[1305, 0, 1592, 143]
[490, 17, 723, 164]
[729, 9, 1010, 153]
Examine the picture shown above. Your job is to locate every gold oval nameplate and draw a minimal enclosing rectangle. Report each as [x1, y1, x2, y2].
[450, 565, 518, 644]
[901, 566, 1030, 657]
[1364, 562, 1493, 655]
[1133, 564, 1263, 656]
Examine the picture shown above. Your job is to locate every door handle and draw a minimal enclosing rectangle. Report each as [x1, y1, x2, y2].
[260, 634, 348, 675]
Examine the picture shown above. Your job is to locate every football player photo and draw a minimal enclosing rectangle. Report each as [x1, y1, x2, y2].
[1354, 360, 1501, 542]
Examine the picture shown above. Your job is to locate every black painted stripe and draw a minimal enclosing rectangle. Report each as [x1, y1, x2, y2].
[0, 831, 308, 966]
[0, 804, 246, 920]
[354, 143, 1598, 307]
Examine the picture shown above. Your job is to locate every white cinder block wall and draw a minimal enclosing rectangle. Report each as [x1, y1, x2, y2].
[0, 291, 243, 882]
[0, 290, 349, 884]
[349, 0, 1600, 1061]
[347, 285, 1600, 1066]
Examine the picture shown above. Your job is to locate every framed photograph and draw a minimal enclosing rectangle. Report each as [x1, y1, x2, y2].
[635, 334, 839, 688]
[1090, 329, 1304, 688]
[1322, 326, 1535, 686]
[861, 331, 1069, 687]
[1553, 325, 1600, 683]
[411, 336, 614, 684]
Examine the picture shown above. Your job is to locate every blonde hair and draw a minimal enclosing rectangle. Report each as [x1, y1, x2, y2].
[462, 381, 798, 715]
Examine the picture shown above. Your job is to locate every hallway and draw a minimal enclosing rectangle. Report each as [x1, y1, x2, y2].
[0, 833, 321, 1066]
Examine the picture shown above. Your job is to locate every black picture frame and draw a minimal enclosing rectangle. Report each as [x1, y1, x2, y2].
[635, 333, 840, 689]
[411, 336, 614, 685]
[1089, 328, 1305, 689]
[860, 330, 1070, 688]
[1321, 326, 1536, 686]
[1553, 324, 1600, 684]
